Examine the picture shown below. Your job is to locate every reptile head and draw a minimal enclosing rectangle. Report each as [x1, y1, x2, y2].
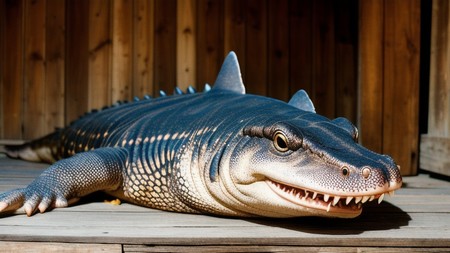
[227, 110, 402, 218]
[208, 52, 402, 218]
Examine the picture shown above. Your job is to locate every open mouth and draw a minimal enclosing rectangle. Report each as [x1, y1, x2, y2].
[266, 180, 394, 215]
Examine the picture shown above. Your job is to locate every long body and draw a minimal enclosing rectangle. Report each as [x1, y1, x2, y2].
[0, 52, 402, 218]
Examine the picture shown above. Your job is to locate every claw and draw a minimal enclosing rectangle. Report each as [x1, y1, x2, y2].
[24, 203, 37, 217]
[0, 202, 7, 212]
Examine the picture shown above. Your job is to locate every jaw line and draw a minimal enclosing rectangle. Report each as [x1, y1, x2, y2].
[265, 179, 386, 217]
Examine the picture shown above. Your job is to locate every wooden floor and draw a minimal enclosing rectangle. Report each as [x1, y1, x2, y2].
[0, 154, 449, 252]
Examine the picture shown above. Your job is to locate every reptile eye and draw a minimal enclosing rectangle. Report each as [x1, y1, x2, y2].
[273, 131, 289, 152]
[341, 166, 350, 177]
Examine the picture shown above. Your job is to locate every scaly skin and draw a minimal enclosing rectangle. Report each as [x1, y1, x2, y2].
[0, 52, 402, 218]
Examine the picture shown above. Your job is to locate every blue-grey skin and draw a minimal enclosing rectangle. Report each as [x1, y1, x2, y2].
[0, 52, 402, 218]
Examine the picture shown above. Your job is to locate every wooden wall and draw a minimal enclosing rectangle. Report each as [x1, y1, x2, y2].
[0, 0, 421, 175]
[420, 0, 450, 177]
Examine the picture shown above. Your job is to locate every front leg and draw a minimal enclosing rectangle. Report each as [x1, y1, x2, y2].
[0, 147, 128, 216]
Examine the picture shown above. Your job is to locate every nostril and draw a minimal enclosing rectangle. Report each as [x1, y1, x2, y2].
[362, 167, 371, 179]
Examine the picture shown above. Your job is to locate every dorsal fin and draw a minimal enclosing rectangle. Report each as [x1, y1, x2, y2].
[212, 51, 245, 94]
[288, 90, 316, 113]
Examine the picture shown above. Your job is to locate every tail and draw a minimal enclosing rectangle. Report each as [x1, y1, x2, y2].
[2, 131, 62, 164]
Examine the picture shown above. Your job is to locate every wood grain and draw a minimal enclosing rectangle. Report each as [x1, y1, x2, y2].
[223, 0, 246, 76]
[0, 156, 449, 250]
[196, 0, 223, 88]
[2, 0, 24, 139]
[245, 0, 267, 96]
[420, 0, 450, 176]
[112, 0, 133, 103]
[133, 0, 154, 97]
[311, 0, 335, 118]
[177, 0, 196, 90]
[45, 0, 65, 133]
[268, 0, 289, 101]
[154, 0, 177, 93]
[65, 0, 89, 124]
[23, 0, 46, 139]
[382, 0, 420, 175]
[289, 0, 313, 96]
[88, 0, 111, 109]
[358, 0, 384, 153]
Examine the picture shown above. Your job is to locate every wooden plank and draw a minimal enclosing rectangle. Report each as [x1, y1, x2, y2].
[124, 245, 450, 253]
[289, 0, 313, 96]
[23, 0, 46, 139]
[112, 0, 133, 103]
[2, 0, 24, 139]
[177, 0, 196, 90]
[133, 0, 154, 96]
[358, 0, 384, 153]
[427, 0, 450, 137]
[334, 0, 357, 122]
[65, 0, 89, 124]
[0, 0, 4, 138]
[382, 0, 420, 175]
[245, 0, 267, 96]
[0, 241, 122, 253]
[267, 0, 289, 101]
[0, 157, 450, 248]
[88, 0, 111, 109]
[45, 0, 65, 132]
[223, 0, 246, 76]
[421, 0, 450, 176]
[311, 0, 335, 118]
[154, 0, 177, 93]
[196, 0, 223, 88]
[420, 135, 450, 176]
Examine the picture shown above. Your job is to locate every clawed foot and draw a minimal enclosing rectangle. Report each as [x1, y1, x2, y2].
[0, 187, 79, 217]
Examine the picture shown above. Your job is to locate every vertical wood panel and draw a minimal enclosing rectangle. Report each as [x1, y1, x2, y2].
[2, 0, 24, 139]
[335, 0, 357, 122]
[133, 0, 154, 96]
[45, 0, 65, 132]
[420, 0, 450, 176]
[428, 0, 450, 137]
[223, 0, 246, 76]
[312, 0, 335, 118]
[196, 0, 223, 88]
[268, 0, 289, 101]
[88, 0, 111, 109]
[112, 0, 133, 102]
[289, 0, 313, 96]
[177, 0, 196, 90]
[65, 0, 89, 123]
[383, 0, 420, 175]
[358, 0, 384, 153]
[245, 0, 267, 95]
[0, 0, 4, 138]
[154, 0, 177, 93]
[23, 0, 46, 139]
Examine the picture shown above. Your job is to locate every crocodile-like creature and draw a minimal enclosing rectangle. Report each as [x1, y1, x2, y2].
[0, 52, 402, 218]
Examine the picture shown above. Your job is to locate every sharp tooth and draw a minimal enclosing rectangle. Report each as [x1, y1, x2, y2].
[305, 190, 309, 199]
[296, 192, 301, 199]
[358, 203, 362, 209]
[327, 202, 331, 212]
[378, 193, 385, 204]
[346, 196, 353, 205]
[355, 196, 362, 204]
[388, 191, 395, 196]
[332, 196, 340, 206]
[369, 195, 375, 202]
[324, 194, 330, 202]
[362, 196, 370, 203]
[312, 192, 318, 200]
